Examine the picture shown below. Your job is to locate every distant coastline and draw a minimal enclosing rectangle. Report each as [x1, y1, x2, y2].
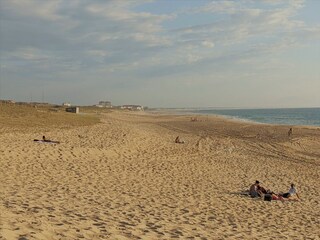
[150, 107, 320, 127]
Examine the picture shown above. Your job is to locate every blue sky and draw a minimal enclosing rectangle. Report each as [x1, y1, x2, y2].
[0, 0, 319, 108]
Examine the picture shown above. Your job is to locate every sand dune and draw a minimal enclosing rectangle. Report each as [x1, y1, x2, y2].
[1, 111, 319, 239]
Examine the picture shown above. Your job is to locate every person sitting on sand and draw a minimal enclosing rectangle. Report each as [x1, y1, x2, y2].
[281, 183, 300, 200]
[175, 136, 185, 144]
[249, 180, 263, 198]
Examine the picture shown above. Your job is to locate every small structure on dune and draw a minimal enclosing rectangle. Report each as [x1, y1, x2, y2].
[66, 107, 79, 114]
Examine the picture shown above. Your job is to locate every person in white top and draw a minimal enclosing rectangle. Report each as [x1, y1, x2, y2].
[282, 183, 300, 199]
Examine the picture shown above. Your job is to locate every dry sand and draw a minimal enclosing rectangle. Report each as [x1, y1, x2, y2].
[0, 111, 319, 239]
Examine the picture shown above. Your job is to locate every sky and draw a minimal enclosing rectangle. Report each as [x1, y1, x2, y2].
[0, 0, 319, 108]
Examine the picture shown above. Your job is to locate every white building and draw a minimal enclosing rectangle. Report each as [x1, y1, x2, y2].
[121, 105, 144, 111]
[98, 101, 112, 107]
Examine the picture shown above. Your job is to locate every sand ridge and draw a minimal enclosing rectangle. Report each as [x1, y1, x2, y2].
[1, 111, 320, 239]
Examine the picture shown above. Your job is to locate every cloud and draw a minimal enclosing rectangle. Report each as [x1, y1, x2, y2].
[0, 0, 319, 107]
[1, 0, 314, 79]
[0, 0, 174, 74]
[1, 0, 63, 21]
[190, 0, 239, 14]
[165, 0, 315, 72]
[201, 40, 215, 48]
[1, 0, 311, 73]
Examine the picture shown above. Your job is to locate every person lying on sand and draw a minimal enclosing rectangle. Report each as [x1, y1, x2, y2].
[34, 135, 60, 144]
[175, 136, 185, 144]
[271, 193, 284, 201]
[264, 193, 295, 202]
[271, 193, 299, 201]
[264, 192, 299, 202]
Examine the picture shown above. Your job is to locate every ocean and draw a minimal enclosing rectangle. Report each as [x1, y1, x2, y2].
[188, 108, 320, 126]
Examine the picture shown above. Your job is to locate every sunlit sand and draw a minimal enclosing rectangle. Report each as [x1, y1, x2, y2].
[1, 110, 319, 239]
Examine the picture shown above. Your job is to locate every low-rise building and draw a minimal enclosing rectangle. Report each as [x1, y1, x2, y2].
[99, 101, 112, 108]
[62, 102, 71, 107]
[121, 105, 144, 111]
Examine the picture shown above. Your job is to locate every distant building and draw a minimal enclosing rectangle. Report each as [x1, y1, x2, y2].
[66, 107, 79, 114]
[99, 101, 112, 108]
[62, 102, 71, 107]
[121, 105, 144, 111]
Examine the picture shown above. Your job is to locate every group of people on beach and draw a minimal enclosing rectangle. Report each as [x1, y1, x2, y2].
[249, 180, 300, 201]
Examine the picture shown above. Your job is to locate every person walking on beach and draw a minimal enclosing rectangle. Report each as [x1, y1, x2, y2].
[288, 128, 293, 137]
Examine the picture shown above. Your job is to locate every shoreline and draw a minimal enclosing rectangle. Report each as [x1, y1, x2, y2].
[146, 109, 320, 129]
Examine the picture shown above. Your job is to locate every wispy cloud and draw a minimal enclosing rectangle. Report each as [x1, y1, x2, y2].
[2, 0, 63, 21]
[1, 0, 314, 71]
[0, 0, 319, 107]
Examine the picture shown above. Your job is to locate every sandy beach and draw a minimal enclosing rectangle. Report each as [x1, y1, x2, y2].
[1, 111, 320, 239]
